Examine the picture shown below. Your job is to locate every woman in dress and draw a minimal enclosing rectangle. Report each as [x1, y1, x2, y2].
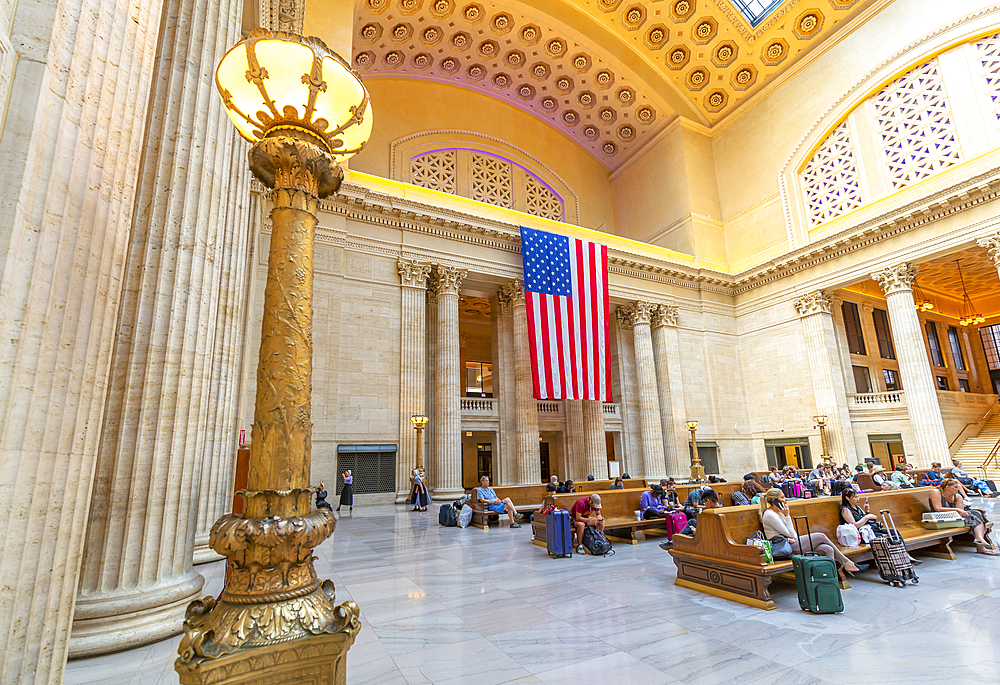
[337, 469, 353, 512]
[930, 478, 997, 555]
[411, 469, 429, 512]
[316, 481, 332, 510]
[759, 488, 861, 574]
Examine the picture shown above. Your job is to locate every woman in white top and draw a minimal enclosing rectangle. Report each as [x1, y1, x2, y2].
[759, 488, 861, 574]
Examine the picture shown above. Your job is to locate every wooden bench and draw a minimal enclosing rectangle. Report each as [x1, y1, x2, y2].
[676, 482, 742, 506]
[575, 478, 647, 493]
[906, 467, 952, 485]
[467, 484, 550, 530]
[669, 487, 989, 610]
[530, 488, 670, 546]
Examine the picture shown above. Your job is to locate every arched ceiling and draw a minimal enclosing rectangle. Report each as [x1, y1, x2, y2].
[344, 0, 877, 168]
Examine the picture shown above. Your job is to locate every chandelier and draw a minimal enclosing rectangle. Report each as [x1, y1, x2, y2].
[957, 260, 985, 327]
[912, 281, 934, 312]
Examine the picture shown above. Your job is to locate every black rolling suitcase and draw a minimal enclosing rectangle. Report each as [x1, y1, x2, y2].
[869, 509, 918, 587]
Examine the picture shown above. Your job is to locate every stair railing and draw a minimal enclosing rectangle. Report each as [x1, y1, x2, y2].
[985, 437, 1000, 471]
[949, 400, 1000, 450]
[977, 465, 989, 480]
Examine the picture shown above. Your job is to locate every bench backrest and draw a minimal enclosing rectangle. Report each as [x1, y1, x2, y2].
[675, 481, 742, 506]
[545, 488, 648, 520]
[906, 467, 952, 483]
[576, 478, 647, 493]
[468, 484, 549, 506]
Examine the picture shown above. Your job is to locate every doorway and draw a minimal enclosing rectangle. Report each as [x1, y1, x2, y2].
[477, 443, 493, 483]
[868, 434, 905, 469]
[764, 439, 813, 470]
[539, 441, 550, 483]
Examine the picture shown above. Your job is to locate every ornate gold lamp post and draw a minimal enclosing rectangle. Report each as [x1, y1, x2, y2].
[686, 420, 705, 482]
[410, 414, 429, 471]
[813, 415, 833, 466]
[175, 29, 372, 685]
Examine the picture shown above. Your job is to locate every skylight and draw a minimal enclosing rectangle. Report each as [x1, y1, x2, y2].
[731, 0, 788, 28]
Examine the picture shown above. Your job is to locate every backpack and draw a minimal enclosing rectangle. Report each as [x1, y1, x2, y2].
[582, 525, 614, 556]
[439, 503, 458, 527]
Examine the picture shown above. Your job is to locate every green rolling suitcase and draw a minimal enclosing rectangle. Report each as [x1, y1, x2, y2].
[791, 516, 844, 614]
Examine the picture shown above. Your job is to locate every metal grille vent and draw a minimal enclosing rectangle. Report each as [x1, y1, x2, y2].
[336, 444, 397, 494]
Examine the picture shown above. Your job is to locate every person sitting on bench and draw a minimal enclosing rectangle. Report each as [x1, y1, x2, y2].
[760, 487, 861, 574]
[530, 483, 559, 522]
[677, 489, 721, 536]
[951, 460, 995, 497]
[557, 479, 575, 494]
[732, 477, 763, 506]
[922, 463, 946, 486]
[610, 477, 624, 490]
[661, 479, 681, 510]
[930, 478, 997, 556]
[640, 484, 668, 519]
[891, 464, 915, 489]
[569, 493, 604, 554]
[476, 476, 521, 528]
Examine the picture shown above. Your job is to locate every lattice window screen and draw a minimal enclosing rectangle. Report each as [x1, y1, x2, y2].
[872, 60, 962, 190]
[410, 151, 457, 194]
[471, 153, 513, 208]
[336, 445, 397, 494]
[524, 175, 563, 221]
[974, 34, 1000, 125]
[800, 121, 864, 227]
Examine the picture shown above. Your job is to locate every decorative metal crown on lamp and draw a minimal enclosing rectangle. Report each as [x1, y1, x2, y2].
[410, 415, 429, 428]
[813, 415, 828, 426]
[685, 420, 699, 430]
[215, 28, 372, 158]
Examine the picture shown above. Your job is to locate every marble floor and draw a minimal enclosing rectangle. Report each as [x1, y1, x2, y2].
[65, 499, 1000, 685]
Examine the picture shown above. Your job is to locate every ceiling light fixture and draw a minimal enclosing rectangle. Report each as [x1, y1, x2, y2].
[957, 260, 985, 327]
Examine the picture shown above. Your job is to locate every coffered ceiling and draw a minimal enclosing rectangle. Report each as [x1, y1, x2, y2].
[917, 248, 999, 302]
[346, 0, 877, 168]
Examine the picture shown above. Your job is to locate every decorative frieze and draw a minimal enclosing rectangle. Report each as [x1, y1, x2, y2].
[792, 290, 833, 317]
[397, 258, 432, 288]
[871, 263, 917, 296]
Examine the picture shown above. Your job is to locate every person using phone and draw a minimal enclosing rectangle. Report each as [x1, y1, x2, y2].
[930, 479, 997, 556]
[759, 488, 861, 574]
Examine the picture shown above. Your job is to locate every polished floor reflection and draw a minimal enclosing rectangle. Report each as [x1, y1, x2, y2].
[65, 499, 1000, 684]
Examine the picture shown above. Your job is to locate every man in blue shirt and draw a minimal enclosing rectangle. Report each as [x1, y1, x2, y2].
[476, 476, 521, 528]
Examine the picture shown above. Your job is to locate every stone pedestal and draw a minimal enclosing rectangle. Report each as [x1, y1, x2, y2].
[793, 291, 857, 466]
[625, 301, 666, 479]
[430, 266, 466, 497]
[397, 260, 432, 501]
[872, 264, 950, 465]
[501, 280, 541, 484]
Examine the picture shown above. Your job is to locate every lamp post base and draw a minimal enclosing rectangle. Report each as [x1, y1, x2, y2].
[689, 465, 706, 482]
[176, 628, 358, 685]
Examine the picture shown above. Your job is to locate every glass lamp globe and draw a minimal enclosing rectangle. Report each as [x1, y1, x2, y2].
[685, 420, 699, 430]
[215, 28, 372, 159]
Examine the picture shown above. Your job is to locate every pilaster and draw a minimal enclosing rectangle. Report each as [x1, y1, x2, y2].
[871, 264, 949, 466]
[651, 303, 685, 476]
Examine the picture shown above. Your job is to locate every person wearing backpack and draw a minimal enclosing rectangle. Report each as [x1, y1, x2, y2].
[569, 493, 604, 554]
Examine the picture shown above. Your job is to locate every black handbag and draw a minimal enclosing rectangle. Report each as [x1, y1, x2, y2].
[769, 534, 794, 559]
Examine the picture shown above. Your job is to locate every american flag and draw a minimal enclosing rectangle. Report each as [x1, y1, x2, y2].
[520, 226, 611, 401]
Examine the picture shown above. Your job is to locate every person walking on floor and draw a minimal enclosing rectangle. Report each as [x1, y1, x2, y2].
[337, 469, 353, 512]
[411, 468, 429, 512]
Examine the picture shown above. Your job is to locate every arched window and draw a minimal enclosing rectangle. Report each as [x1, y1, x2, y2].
[392, 131, 578, 224]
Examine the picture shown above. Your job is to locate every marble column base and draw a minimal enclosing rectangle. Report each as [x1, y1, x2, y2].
[430, 486, 465, 500]
[193, 542, 225, 565]
[68, 572, 204, 658]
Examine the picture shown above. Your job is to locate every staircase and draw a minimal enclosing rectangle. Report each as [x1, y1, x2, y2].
[953, 413, 1000, 481]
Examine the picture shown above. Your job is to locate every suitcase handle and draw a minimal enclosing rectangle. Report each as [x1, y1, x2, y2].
[792, 515, 817, 554]
[879, 509, 897, 534]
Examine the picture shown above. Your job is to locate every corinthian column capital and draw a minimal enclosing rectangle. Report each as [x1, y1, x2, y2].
[792, 290, 833, 317]
[615, 306, 633, 331]
[871, 263, 917, 296]
[623, 300, 656, 327]
[498, 279, 525, 311]
[398, 259, 432, 289]
[651, 303, 679, 328]
[431, 264, 467, 297]
[977, 232, 1000, 267]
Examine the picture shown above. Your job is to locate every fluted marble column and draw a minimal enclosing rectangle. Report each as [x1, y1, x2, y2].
[614, 308, 641, 476]
[582, 400, 607, 479]
[565, 399, 585, 480]
[651, 303, 686, 476]
[431, 265, 466, 497]
[69, 0, 250, 657]
[625, 301, 666, 479]
[793, 291, 857, 465]
[493, 291, 517, 485]
[397, 259, 432, 501]
[0, 0, 166, 679]
[500, 280, 541, 484]
[193, 180, 258, 565]
[872, 264, 949, 465]
[980, 232, 1000, 280]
